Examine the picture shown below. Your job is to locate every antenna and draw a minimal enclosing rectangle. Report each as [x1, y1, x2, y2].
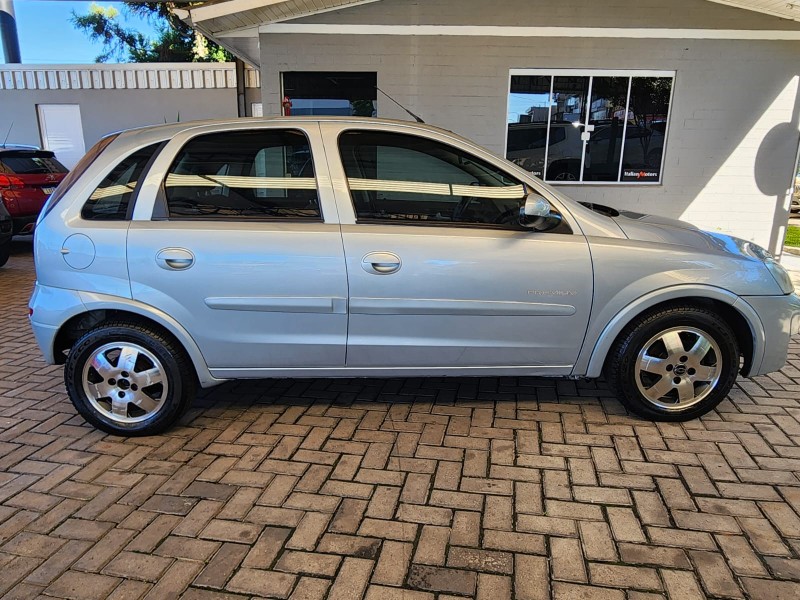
[1, 122, 13, 148]
[376, 87, 425, 123]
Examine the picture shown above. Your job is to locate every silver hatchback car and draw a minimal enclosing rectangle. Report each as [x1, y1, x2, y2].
[29, 117, 800, 436]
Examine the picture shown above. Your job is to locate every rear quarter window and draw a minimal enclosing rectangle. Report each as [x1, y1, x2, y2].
[81, 143, 162, 221]
[41, 134, 118, 219]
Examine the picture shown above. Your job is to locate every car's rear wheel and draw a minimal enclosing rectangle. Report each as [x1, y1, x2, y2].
[64, 321, 196, 436]
[605, 305, 739, 421]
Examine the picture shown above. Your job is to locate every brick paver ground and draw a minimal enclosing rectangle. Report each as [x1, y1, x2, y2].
[1, 241, 800, 599]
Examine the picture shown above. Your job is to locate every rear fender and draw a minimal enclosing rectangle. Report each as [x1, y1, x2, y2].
[77, 291, 222, 388]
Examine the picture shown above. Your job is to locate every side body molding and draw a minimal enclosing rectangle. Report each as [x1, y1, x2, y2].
[349, 297, 576, 316]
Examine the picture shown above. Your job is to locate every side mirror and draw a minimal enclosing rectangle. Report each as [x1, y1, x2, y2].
[523, 193, 551, 218]
[520, 193, 561, 231]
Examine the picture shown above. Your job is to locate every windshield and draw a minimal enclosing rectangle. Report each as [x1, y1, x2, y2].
[39, 134, 118, 221]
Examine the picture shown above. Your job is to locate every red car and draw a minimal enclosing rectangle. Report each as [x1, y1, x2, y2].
[0, 146, 68, 234]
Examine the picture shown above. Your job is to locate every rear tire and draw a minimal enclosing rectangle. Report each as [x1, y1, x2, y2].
[604, 305, 739, 421]
[64, 321, 196, 436]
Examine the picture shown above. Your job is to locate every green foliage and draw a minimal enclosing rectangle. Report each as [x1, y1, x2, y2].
[785, 226, 800, 248]
[71, 2, 233, 63]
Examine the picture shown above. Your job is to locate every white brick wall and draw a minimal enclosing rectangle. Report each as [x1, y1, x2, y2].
[260, 0, 800, 252]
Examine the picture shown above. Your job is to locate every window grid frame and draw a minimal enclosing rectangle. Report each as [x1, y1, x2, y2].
[506, 68, 676, 186]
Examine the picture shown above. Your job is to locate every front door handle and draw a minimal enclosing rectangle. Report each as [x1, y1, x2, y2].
[156, 248, 195, 271]
[361, 251, 401, 275]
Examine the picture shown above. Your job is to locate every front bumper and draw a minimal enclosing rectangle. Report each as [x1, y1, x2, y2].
[738, 293, 800, 376]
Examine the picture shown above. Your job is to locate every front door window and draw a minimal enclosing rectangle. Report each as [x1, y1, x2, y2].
[338, 130, 528, 228]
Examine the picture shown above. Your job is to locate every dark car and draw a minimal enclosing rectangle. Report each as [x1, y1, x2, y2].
[0, 199, 12, 267]
[0, 146, 68, 234]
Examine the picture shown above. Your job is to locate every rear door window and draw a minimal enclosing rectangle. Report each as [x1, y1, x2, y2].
[163, 129, 320, 220]
[0, 151, 68, 175]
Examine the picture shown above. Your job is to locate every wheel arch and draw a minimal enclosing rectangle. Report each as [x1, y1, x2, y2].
[54, 294, 222, 388]
[580, 285, 764, 379]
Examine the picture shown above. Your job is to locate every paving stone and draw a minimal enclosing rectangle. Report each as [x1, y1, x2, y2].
[102, 550, 173, 582]
[407, 564, 477, 596]
[226, 567, 295, 598]
[274, 551, 341, 577]
[447, 546, 513, 575]
[372, 540, 413, 585]
[327, 557, 373, 600]
[689, 550, 744, 598]
[44, 570, 121, 600]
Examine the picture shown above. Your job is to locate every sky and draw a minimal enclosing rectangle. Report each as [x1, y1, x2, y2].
[11, 1, 160, 64]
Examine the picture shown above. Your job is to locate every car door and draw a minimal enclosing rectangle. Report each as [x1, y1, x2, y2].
[127, 123, 348, 372]
[325, 124, 593, 374]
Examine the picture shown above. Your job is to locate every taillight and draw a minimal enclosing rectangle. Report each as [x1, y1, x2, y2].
[0, 174, 25, 189]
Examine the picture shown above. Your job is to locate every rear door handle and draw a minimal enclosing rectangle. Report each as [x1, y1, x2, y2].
[361, 252, 401, 275]
[156, 248, 195, 271]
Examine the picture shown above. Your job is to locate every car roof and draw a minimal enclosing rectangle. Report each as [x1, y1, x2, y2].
[112, 116, 467, 147]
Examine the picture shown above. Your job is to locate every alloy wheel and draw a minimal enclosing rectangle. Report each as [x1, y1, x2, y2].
[635, 326, 722, 411]
[81, 341, 169, 424]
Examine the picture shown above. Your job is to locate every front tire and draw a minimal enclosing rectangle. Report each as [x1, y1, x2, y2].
[605, 305, 739, 421]
[65, 321, 196, 436]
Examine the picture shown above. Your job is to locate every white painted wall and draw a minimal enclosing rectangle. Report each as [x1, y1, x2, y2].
[0, 63, 262, 152]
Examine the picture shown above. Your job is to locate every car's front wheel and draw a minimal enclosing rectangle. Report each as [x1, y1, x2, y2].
[64, 321, 196, 436]
[605, 305, 739, 421]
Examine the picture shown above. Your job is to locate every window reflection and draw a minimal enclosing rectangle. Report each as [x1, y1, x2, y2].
[282, 72, 377, 117]
[81, 144, 160, 220]
[507, 75, 551, 178]
[584, 77, 629, 182]
[621, 77, 672, 182]
[506, 72, 673, 184]
[546, 76, 589, 181]
[339, 131, 527, 227]
[164, 130, 320, 220]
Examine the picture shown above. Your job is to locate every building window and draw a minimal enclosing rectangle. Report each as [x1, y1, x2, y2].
[506, 70, 674, 184]
[282, 72, 377, 117]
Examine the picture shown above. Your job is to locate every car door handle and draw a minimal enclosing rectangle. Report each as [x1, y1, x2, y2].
[361, 252, 401, 275]
[156, 248, 195, 271]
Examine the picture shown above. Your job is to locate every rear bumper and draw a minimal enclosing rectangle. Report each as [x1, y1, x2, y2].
[29, 283, 87, 364]
[737, 293, 800, 376]
[11, 214, 37, 235]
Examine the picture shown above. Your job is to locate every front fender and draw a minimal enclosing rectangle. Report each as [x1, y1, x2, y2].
[577, 283, 764, 378]
[77, 291, 224, 388]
